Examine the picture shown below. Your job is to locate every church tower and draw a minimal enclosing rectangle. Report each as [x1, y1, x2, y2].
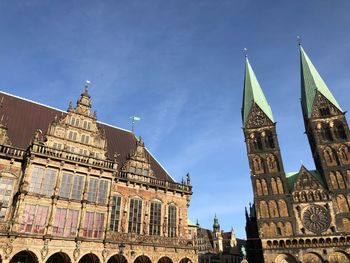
[300, 45, 350, 231]
[242, 57, 295, 261]
[212, 214, 223, 253]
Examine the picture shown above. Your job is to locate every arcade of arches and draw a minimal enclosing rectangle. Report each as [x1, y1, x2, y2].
[273, 251, 350, 263]
[3, 250, 193, 263]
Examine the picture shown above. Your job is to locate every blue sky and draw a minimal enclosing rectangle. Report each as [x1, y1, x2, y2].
[1, 1, 350, 238]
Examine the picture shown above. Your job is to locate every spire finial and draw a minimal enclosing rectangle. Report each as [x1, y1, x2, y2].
[243, 47, 248, 58]
[297, 36, 302, 46]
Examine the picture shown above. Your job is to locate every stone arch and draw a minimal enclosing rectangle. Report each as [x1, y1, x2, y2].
[46, 252, 72, 263]
[330, 172, 339, 189]
[252, 132, 263, 151]
[336, 171, 346, 189]
[179, 258, 192, 263]
[259, 201, 269, 218]
[334, 121, 347, 140]
[267, 154, 278, 173]
[268, 200, 279, 218]
[324, 147, 338, 166]
[276, 177, 284, 194]
[252, 155, 265, 174]
[78, 253, 100, 263]
[337, 194, 349, 213]
[134, 255, 151, 263]
[107, 254, 128, 263]
[271, 177, 278, 194]
[10, 250, 39, 263]
[264, 130, 275, 149]
[158, 257, 173, 263]
[302, 252, 323, 263]
[274, 253, 297, 263]
[278, 199, 288, 217]
[328, 251, 350, 263]
[261, 223, 269, 238]
[256, 179, 262, 196]
[261, 179, 268, 195]
[338, 145, 349, 165]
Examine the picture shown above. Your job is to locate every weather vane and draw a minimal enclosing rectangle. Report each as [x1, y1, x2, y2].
[297, 36, 302, 46]
[243, 47, 248, 58]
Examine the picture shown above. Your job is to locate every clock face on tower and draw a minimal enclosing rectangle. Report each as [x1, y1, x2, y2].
[252, 112, 265, 126]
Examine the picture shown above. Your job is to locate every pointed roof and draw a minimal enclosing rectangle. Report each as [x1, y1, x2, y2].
[300, 45, 342, 118]
[286, 165, 325, 191]
[242, 57, 274, 126]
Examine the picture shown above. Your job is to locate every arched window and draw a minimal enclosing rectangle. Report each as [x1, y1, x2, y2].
[268, 200, 279, 218]
[256, 179, 262, 196]
[337, 195, 349, 213]
[128, 198, 142, 234]
[330, 172, 339, 189]
[261, 179, 268, 195]
[335, 122, 347, 140]
[276, 177, 284, 194]
[271, 178, 278, 194]
[253, 134, 263, 150]
[278, 199, 288, 217]
[265, 131, 275, 149]
[168, 204, 177, 237]
[149, 201, 162, 235]
[259, 201, 269, 218]
[336, 172, 346, 189]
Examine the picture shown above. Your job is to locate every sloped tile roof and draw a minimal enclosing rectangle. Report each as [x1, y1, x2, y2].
[0, 91, 174, 182]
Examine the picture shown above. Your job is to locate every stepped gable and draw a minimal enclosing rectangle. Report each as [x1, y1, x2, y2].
[0, 91, 173, 182]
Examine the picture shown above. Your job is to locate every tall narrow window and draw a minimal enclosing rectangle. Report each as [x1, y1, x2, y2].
[97, 180, 109, 204]
[83, 211, 94, 237]
[149, 202, 161, 235]
[110, 196, 122, 231]
[94, 213, 104, 238]
[29, 167, 57, 196]
[59, 173, 73, 198]
[71, 175, 84, 200]
[168, 205, 177, 237]
[128, 198, 142, 234]
[20, 205, 48, 234]
[0, 176, 15, 220]
[65, 209, 79, 237]
[87, 178, 98, 202]
[53, 208, 66, 235]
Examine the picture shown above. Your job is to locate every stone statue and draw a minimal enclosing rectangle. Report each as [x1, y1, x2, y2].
[241, 245, 247, 259]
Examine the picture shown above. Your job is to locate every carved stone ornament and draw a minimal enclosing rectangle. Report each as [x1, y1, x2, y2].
[302, 205, 330, 234]
[41, 239, 49, 260]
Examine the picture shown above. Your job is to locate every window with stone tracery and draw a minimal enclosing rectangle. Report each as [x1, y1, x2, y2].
[149, 201, 161, 235]
[128, 198, 142, 234]
[0, 174, 15, 221]
[110, 196, 122, 231]
[20, 204, 48, 234]
[83, 211, 104, 238]
[29, 166, 57, 196]
[59, 172, 84, 200]
[52, 208, 79, 237]
[168, 205, 177, 237]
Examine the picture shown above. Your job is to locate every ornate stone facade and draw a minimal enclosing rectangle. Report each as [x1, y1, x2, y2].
[0, 88, 196, 263]
[242, 48, 350, 263]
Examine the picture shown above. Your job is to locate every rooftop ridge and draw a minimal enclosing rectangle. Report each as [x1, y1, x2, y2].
[0, 90, 132, 133]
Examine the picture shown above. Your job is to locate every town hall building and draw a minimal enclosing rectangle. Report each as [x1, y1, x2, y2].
[0, 87, 196, 263]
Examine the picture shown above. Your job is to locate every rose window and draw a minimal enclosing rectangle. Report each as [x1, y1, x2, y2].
[302, 205, 330, 234]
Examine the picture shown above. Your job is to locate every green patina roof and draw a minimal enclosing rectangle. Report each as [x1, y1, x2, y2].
[286, 167, 325, 191]
[242, 58, 274, 126]
[300, 45, 342, 118]
[213, 214, 219, 228]
[187, 219, 197, 227]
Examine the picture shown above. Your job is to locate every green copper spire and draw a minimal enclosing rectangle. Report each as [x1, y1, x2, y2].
[242, 57, 274, 126]
[213, 214, 220, 230]
[300, 45, 342, 118]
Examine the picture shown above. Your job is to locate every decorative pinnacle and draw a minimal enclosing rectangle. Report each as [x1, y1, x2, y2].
[243, 47, 248, 58]
[297, 36, 302, 46]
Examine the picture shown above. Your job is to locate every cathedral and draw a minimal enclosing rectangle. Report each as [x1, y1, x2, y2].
[0, 87, 196, 263]
[243, 45, 350, 263]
